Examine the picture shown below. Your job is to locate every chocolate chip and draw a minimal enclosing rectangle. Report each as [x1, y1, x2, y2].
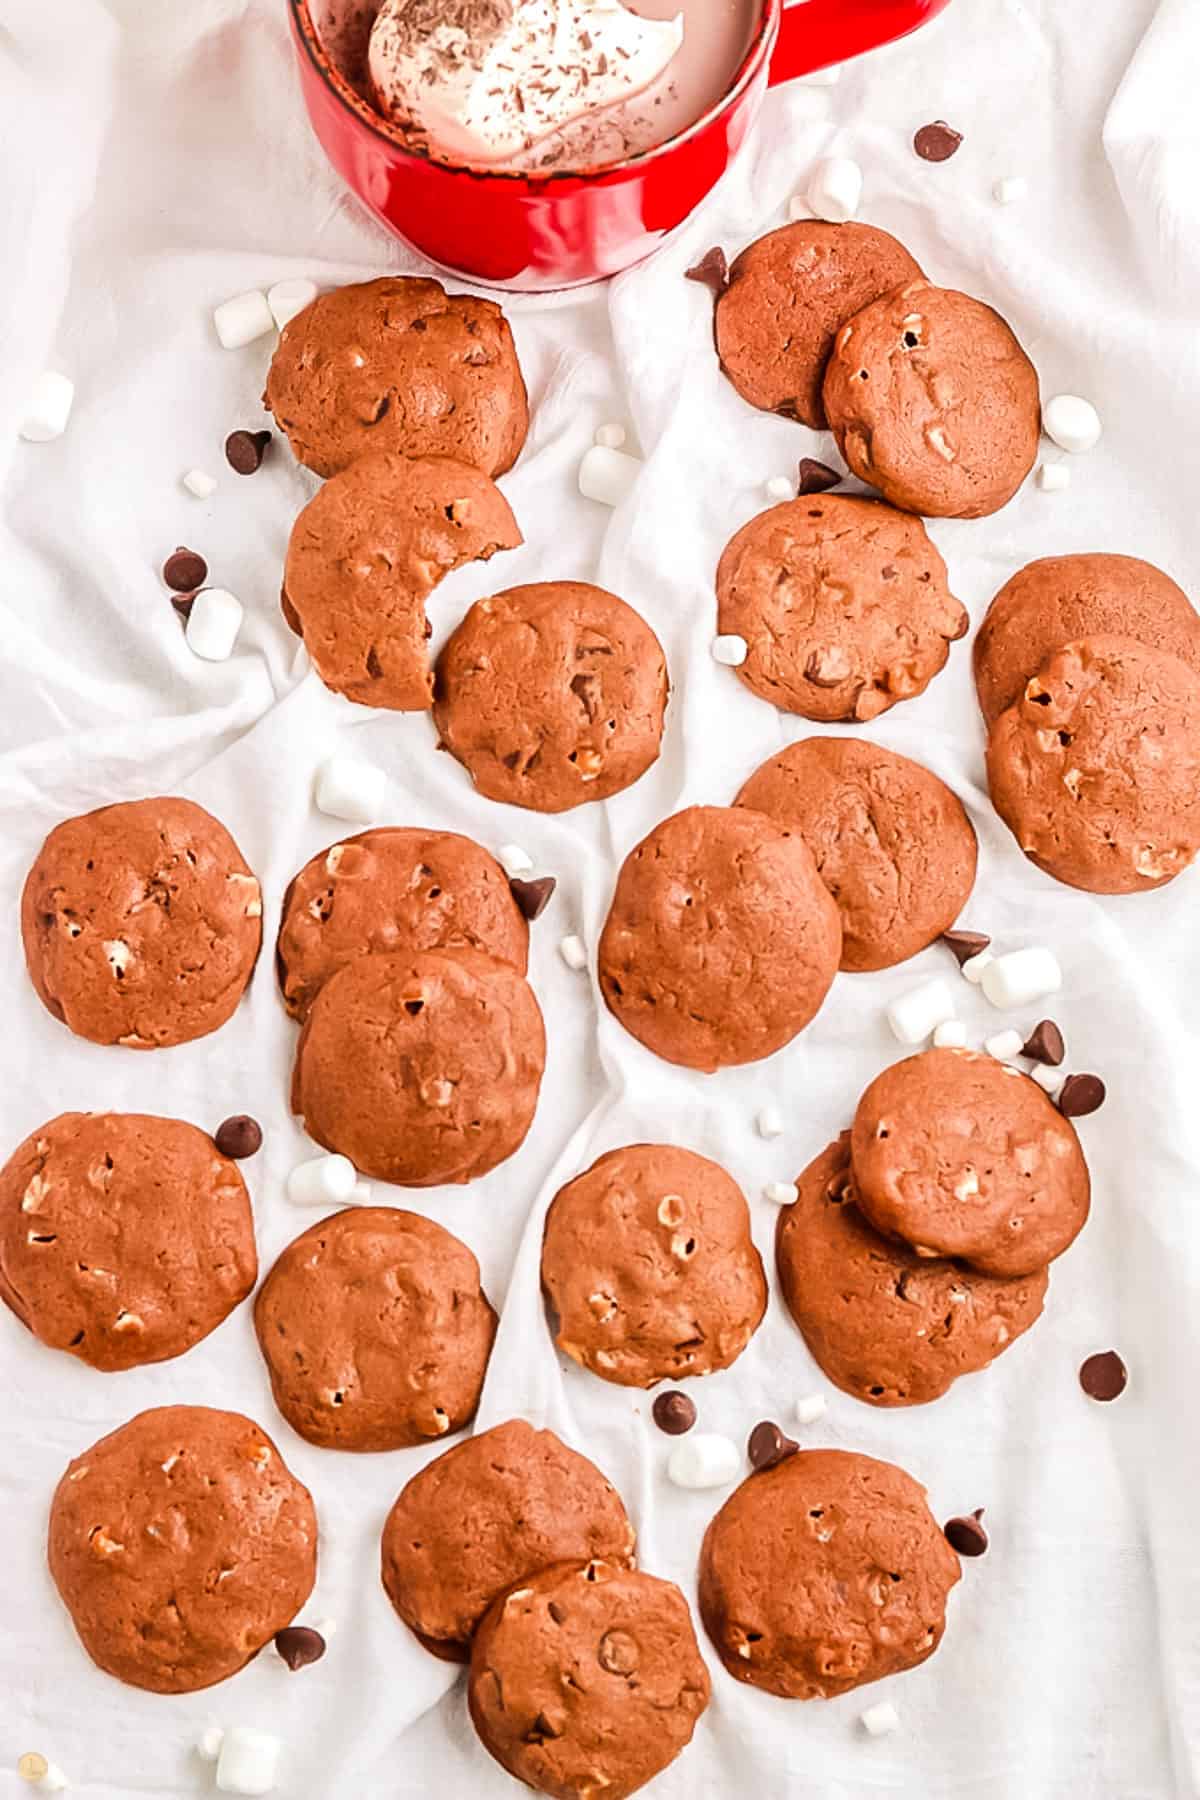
[1057, 1073, 1106, 1118]
[748, 1420, 798, 1472]
[685, 246, 729, 295]
[509, 876, 556, 922]
[162, 547, 208, 592]
[940, 928, 991, 967]
[225, 428, 272, 475]
[943, 1509, 988, 1557]
[548, 1600, 567, 1624]
[274, 1625, 326, 1671]
[797, 458, 841, 496]
[215, 1115, 263, 1160]
[1022, 1020, 1065, 1067]
[914, 120, 964, 162]
[170, 591, 198, 623]
[652, 1391, 696, 1436]
[804, 652, 848, 689]
[598, 1628, 640, 1675]
[1080, 1350, 1127, 1402]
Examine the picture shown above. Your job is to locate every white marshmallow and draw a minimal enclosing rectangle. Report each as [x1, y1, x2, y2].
[933, 1019, 968, 1049]
[559, 935, 588, 972]
[807, 156, 863, 224]
[985, 1029, 1025, 1062]
[497, 843, 534, 878]
[37, 1769, 69, 1795]
[314, 755, 386, 824]
[982, 947, 1063, 1010]
[764, 1181, 799, 1206]
[215, 1727, 283, 1797]
[712, 634, 749, 668]
[962, 950, 994, 985]
[757, 1105, 784, 1140]
[861, 1701, 901, 1738]
[764, 476, 796, 503]
[579, 444, 641, 507]
[182, 467, 218, 499]
[19, 371, 75, 443]
[316, 1617, 338, 1639]
[667, 1432, 741, 1490]
[287, 1154, 358, 1209]
[799, 63, 841, 85]
[213, 289, 276, 351]
[1030, 1062, 1064, 1096]
[886, 978, 956, 1046]
[787, 194, 811, 222]
[794, 1392, 828, 1425]
[352, 1180, 374, 1205]
[198, 1728, 225, 1762]
[268, 278, 318, 331]
[1038, 461, 1071, 493]
[1042, 394, 1102, 454]
[993, 175, 1029, 205]
[185, 588, 244, 663]
[594, 422, 627, 451]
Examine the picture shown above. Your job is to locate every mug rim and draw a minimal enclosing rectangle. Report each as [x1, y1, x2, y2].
[288, 0, 779, 186]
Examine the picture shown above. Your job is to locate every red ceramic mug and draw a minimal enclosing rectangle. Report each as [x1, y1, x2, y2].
[289, 0, 954, 291]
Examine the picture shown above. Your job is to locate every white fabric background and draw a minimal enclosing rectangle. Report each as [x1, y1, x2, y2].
[2, 0, 1198, 1795]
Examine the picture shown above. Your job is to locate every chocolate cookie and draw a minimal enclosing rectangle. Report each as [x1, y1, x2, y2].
[48, 1406, 317, 1693]
[21, 797, 261, 1049]
[986, 636, 1200, 893]
[716, 494, 967, 721]
[736, 737, 977, 971]
[973, 553, 1200, 727]
[715, 221, 923, 429]
[381, 1420, 636, 1662]
[292, 946, 545, 1184]
[698, 1449, 960, 1698]
[433, 582, 669, 812]
[469, 1561, 710, 1800]
[263, 275, 529, 479]
[541, 1144, 767, 1388]
[851, 1047, 1090, 1277]
[775, 1135, 1047, 1406]
[823, 281, 1040, 518]
[0, 1113, 256, 1372]
[598, 806, 842, 1072]
[255, 1207, 495, 1451]
[277, 827, 528, 1020]
[281, 451, 522, 710]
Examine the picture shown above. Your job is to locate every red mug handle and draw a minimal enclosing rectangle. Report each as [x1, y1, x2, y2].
[769, 0, 951, 86]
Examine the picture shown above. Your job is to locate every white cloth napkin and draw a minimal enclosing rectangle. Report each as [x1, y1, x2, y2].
[2, 1, 1199, 1795]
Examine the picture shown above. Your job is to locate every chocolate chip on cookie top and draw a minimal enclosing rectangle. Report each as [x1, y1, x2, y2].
[382, 1420, 636, 1662]
[433, 581, 669, 813]
[48, 1405, 317, 1693]
[277, 827, 529, 1020]
[468, 1560, 710, 1800]
[715, 221, 923, 429]
[737, 737, 977, 971]
[291, 945, 545, 1186]
[716, 493, 967, 722]
[21, 796, 262, 1049]
[254, 1207, 496, 1451]
[775, 1135, 1047, 1407]
[986, 636, 1200, 894]
[698, 1448, 960, 1698]
[973, 553, 1200, 727]
[281, 450, 522, 711]
[822, 281, 1040, 518]
[263, 275, 529, 480]
[541, 1144, 767, 1389]
[0, 1112, 257, 1372]
[850, 1047, 1090, 1278]
[598, 805, 842, 1072]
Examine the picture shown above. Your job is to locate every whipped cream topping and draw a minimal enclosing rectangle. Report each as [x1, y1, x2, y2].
[368, 0, 685, 166]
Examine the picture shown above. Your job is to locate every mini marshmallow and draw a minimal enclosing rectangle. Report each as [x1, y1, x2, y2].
[594, 422, 627, 451]
[764, 1181, 799, 1206]
[314, 754, 387, 824]
[787, 194, 811, 222]
[667, 1432, 741, 1490]
[962, 950, 994, 985]
[795, 1393, 828, 1425]
[1030, 1062, 1064, 1097]
[213, 289, 276, 351]
[316, 1617, 338, 1640]
[860, 1701, 901, 1738]
[287, 1153, 358, 1209]
[215, 1727, 283, 1797]
[764, 475, 796, 503]
[579, 444, 641, 507]
[182, 467, 218, 499]
[267, 278, 318, 331]
[498, 843, 534, 878]
[807, 156, 863, 224]
[886, 978, 956, 1046]
[1038, 462, 1071, 493]
[933, 1019, 968, 1049]
[757, 1105, 784, 1140]
[559, 935, 588, 972]
[712, 634, 749, 667]
[19, 371, 75, 443]
[37, 1769, 69, 1795]
[986, 1029, 1025, 1062]
[993, 175, 1029, 205]
[352, 1180, 374, 1205]
[982, 947, 1063, 1011]
[198, 1728, 225, 1762]
[1042, 394, 1102, 454]
[186, 588, 244, 662]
